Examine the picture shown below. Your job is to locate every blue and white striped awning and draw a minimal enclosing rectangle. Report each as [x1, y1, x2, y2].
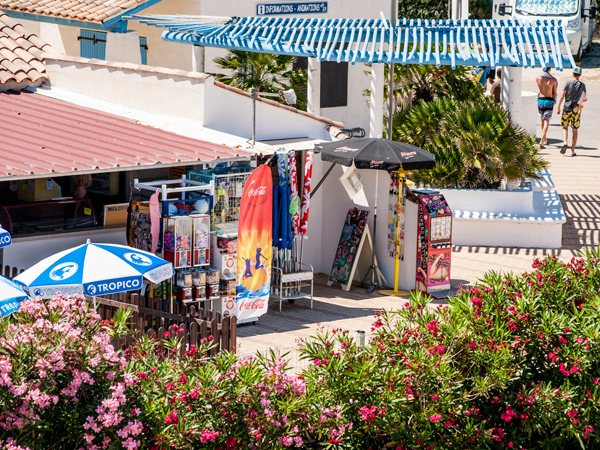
[129, 15, 575, 70]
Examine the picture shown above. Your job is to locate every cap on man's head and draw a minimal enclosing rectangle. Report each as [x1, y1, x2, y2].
[574, 67, 582, 75]
[542, 67, 550, 72]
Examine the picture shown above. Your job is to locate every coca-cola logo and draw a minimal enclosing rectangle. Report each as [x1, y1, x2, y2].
[242, 168, 271, 207]
[247, 186, 267, 197]
[239, 298, 266, 311]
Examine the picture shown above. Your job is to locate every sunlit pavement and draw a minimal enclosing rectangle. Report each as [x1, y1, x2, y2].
[237, 40, 600, 355]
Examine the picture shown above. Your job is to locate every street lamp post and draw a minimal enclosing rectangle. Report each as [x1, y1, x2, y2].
[250, 88, 297, 148]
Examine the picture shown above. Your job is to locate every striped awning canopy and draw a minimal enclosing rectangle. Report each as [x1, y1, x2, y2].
[129, 15, 575, 70]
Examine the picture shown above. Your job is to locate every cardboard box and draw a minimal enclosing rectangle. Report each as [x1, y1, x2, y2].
[18, 179, 62, 203]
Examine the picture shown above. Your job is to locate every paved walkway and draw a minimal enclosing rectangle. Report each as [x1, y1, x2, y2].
[237, 43, 600, 355]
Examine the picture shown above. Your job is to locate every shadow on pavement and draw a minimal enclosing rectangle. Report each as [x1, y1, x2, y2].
[560, 193, 600, 249]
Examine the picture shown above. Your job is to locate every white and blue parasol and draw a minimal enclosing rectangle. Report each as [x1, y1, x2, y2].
[0, 275, 29, 317]
[14, 240, 173, 299]
[0, 226, 11, 248]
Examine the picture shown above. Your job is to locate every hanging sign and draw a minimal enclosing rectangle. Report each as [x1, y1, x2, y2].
[236, 165, 273, 322]
[256, 2, 328, 15]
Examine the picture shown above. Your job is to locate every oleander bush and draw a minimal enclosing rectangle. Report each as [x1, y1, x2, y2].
[2, 247, 600, 449]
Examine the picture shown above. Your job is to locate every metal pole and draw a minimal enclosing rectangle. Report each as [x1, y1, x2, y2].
[387, 0, 397, 140]
[310, 163, 336, 198]
[250, 87, 257, 148]
[355, 330, 366, 346]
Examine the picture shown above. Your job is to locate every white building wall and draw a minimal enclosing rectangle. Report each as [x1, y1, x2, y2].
[200, 0, 391, 132]
[203, 82, 333, 141]
[105, 31, 142, 65]
[44, 57, 208, 123]
[127, 0, 203, 70]
[303, 158, 418, 290]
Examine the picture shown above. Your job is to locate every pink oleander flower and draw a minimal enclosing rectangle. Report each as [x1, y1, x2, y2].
[430, 414, 442, 422]
[200, 429, 219, 443]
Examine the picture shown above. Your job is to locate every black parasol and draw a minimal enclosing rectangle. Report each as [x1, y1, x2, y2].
[313, 137, 434, 293]
[314, 137, 435, 171]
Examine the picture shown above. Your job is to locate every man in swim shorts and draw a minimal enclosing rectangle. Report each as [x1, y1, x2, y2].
[536, 67, 557, 149]
[556, 67, 586, 157]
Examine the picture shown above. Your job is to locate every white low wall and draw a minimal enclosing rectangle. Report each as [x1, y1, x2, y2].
[438, 185, 535, 215]
[436, 173, 565, 248]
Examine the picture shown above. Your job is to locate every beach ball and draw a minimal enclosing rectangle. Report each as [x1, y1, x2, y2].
[194, 199, 209, 214]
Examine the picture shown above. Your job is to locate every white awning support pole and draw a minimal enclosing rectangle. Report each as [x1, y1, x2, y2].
[502, 66, 523, 128]
[369, 63, 385, 138]
[307, 58, 321, 117]
[192, 45, 205, 73]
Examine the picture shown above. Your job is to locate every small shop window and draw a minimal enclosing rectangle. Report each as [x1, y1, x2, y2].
[0, 199, 98, 235]
[79, 30, 107, 60]
[140, 36, 148, 65]
[320, 61, 348, 108]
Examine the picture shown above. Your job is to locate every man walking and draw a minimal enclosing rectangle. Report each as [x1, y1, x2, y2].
[490, 68, 501, 104]
[536, 67, 557, 149]
[557, 67, 586, 156]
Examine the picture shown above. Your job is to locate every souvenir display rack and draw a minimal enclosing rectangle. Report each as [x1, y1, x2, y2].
[187, 167, 253, 231]
[133, 176, 219, 312]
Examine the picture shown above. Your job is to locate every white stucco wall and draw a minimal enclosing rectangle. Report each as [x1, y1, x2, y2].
[204, 82, 333, 141]
[303, 157, 419, 291]
[44, 57, 208, 123]
[127, 0, 203, 70]
[200, 0, 392, 133]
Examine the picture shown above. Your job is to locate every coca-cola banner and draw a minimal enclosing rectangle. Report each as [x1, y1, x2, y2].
[235, 165, 273, 322]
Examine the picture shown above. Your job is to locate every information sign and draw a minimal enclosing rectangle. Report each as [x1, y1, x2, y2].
[256, 2, 327, 15]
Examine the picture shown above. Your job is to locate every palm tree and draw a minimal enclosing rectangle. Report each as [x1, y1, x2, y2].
[396, 96, 547, 189]
[212, 50, 308, 110]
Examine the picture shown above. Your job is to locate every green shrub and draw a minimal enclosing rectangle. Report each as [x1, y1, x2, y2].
[3, 247, 600, 448]
[300, 247, 600, 448]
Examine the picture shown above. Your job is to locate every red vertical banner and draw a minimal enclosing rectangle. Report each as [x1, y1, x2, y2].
[299, 151, 313, 235]
[235, 165, 273, 322]
[288, 151, 300, 237]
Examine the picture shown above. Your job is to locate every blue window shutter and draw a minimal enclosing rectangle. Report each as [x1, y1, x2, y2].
[79, 30, 107, 60]
[94, 31, 106, 60]
[140, 36, 147, 65]
[80, 29, 95, 58]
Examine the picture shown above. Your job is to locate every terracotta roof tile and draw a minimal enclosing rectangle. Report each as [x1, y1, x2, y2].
[1, 0, 156, 24]
[0, 13, 53, 90]
[0, 90, 251, 180]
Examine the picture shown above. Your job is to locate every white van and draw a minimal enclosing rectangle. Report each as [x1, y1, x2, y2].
[493, 0, 597, 61]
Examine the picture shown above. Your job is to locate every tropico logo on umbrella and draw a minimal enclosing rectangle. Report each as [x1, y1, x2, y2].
[85, 277, 142, 296]
[124, 252, 152, 266]
[49, 263, 79, 281]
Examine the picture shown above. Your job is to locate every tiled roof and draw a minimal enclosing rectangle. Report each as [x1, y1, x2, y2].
[0, 90, 251, 180]
[0, 0, 153, 25]
[0, 13, 53, 90]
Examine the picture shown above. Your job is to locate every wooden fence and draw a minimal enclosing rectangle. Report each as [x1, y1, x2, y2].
[3, 265, 236, 355]
[93, 293, 237, 355]
[3, 265, 23, 279]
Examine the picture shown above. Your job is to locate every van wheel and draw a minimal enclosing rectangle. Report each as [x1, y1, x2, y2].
[574, 40, 583, 62]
